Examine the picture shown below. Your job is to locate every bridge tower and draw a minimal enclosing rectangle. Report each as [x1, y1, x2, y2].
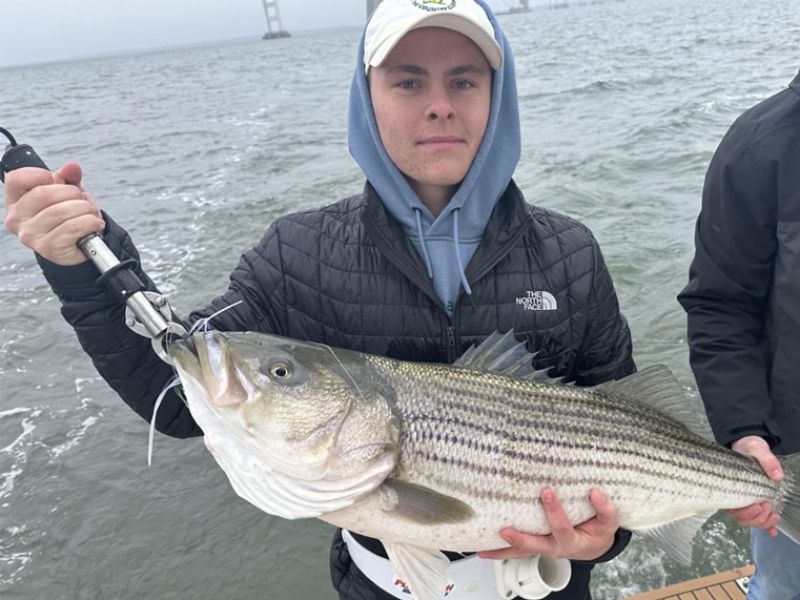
[262, 0, 290, 39]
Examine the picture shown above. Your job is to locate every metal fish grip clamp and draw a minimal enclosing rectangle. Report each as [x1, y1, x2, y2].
[0, 127, 188, 364]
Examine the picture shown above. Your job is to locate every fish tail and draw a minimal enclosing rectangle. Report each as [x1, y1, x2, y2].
[776, 453, 800, 544]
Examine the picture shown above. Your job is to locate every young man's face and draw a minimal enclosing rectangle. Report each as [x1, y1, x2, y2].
[369, 27, 493, 213]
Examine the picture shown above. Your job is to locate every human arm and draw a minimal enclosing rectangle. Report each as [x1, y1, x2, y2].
[677, 124, 784, 529]
[3, 163, 196, 434]
[4, 164, 282, 437]
[676, 131, 778, 449]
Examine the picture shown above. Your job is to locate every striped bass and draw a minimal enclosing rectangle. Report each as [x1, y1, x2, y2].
[167, 330, 800, 599]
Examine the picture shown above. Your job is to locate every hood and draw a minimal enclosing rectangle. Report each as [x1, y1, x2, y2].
[348, 0, 521, 315]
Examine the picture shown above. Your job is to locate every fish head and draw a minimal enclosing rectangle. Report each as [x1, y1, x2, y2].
[168, 330, 401, 487]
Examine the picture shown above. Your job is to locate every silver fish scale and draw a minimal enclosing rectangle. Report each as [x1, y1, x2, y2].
[366, 356, 778, 529]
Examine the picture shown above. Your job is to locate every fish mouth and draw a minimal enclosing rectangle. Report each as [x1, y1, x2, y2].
[176, 331, 198, 356]
[166, 332, 230, 403]
[185, 331, 251, 407]
[166, 334, 201, 375]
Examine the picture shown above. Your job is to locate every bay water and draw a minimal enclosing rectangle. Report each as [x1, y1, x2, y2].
[1, 0, 798, 597]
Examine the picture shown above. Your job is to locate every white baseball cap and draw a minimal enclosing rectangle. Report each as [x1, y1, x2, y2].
[364, 0, 504, 73]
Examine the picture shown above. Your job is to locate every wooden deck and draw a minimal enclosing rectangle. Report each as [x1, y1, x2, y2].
[622, 565, 754, 600]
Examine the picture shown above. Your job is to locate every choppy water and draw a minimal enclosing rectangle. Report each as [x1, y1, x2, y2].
[1, 0, 798, 598]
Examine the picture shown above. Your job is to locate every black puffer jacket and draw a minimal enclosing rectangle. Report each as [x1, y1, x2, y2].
[40, 180, 635, 599]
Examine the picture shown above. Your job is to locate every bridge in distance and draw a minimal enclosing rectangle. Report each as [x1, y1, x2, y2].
[262, 1, 532, 38]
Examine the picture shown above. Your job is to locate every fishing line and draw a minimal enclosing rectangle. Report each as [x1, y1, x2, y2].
[188, 301, 244, 335]
[148, 375, 182, 466]
[323, 344, 370, 405]
[149, 301, 243, 466]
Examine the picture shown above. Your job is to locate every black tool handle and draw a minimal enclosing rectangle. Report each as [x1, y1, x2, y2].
[0, 135, 100, 251]
[0, 143, 50, 182]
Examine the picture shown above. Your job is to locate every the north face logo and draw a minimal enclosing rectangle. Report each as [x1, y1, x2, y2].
[516, 291, 558, 311]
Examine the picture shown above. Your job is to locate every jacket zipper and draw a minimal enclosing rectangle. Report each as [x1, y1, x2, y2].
[445, 296, 462, 363]
[446, 325, 457, 363]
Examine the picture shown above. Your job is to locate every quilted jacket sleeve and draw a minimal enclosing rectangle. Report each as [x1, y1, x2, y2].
[573, 236, 636, 387]
[38, 214, 201, 437]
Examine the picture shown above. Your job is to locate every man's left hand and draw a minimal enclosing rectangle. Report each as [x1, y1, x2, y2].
[478, 488, 619, 562]
[728, 436, 782, 536]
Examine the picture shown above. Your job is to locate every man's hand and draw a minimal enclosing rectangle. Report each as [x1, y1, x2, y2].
[728, 436, 782, 536]
[478, 488, 619, 562]
[3, 162, 104, 265]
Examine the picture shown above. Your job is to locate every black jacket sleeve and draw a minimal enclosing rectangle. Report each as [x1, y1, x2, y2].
[573, 236, 636, 387]
[38, 214, 202, 437]
[677, 125, 779, 449]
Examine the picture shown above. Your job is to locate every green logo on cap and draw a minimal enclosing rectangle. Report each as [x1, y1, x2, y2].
[411, 0, 457, 11]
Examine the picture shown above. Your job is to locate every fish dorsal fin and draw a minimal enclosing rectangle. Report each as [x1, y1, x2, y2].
[381, 479, 475, 524]
[638, 512, 714, 565]
[595, 365, 714, 440]
[384, 542, 450, 600]
[454, 331, 551, 381]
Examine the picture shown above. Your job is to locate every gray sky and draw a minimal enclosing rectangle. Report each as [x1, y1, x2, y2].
[0, 1, 515, 68]
[0, 0, 374, 68]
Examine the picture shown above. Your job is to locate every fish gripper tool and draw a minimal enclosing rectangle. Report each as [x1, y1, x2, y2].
[0, 127, 188, 364]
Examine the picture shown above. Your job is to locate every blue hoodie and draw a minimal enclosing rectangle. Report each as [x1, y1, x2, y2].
[348, 0, 521, 316]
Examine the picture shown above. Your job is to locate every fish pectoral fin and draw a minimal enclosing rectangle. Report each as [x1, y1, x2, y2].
[382, 479, 475, 524]
[384, 542, 450, 600]
[638, 512, 714, 565]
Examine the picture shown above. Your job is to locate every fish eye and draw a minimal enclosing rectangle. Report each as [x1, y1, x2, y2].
[269, 361, 292, 380]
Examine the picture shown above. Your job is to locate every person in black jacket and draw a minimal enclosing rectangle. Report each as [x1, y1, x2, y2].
[4, 1, 635, 598]
[678, 70, 800, 599]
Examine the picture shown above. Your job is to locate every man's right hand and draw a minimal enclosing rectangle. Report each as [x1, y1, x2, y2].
[3, 162, 105, 265]
[729, 435, 783, 536]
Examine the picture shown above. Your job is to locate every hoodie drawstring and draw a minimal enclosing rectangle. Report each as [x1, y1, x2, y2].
[414, 208, 434, 279]
[453, 208, 473, 296]
[413, 207, 473, 298]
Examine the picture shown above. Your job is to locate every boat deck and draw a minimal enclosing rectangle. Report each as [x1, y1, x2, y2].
[623, 565, 754, 600]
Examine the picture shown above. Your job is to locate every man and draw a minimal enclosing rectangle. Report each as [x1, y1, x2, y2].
[679, 70, 800, 599]
[4, 1, 635, 598]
